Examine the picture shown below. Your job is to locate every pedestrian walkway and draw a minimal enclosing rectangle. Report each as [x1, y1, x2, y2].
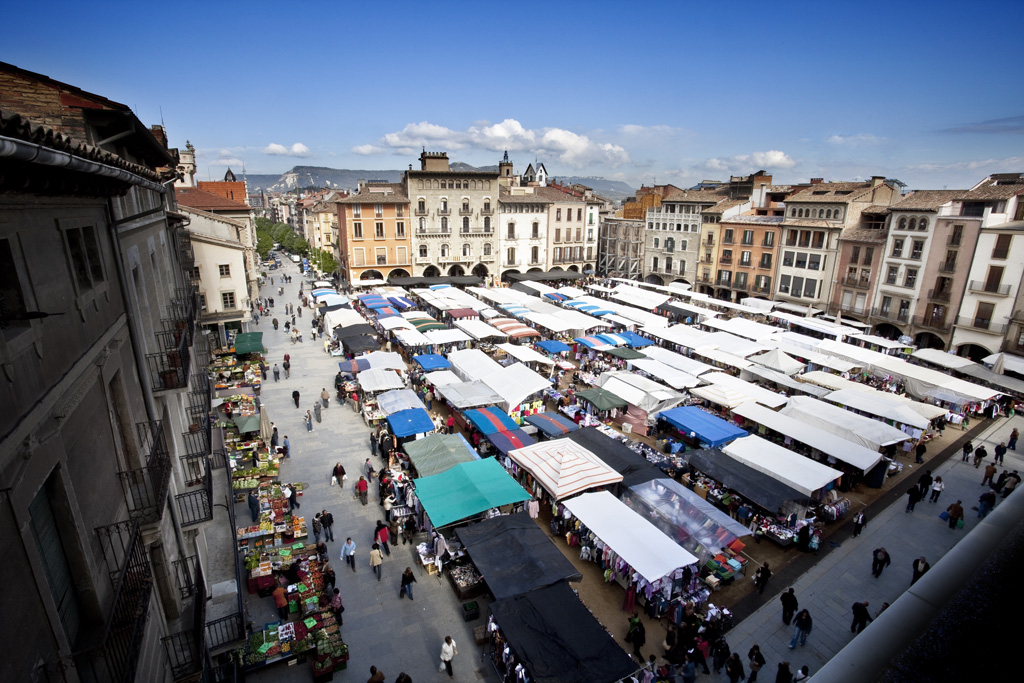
[245, 270, 499, 683]
[719, 412, 1024, 679]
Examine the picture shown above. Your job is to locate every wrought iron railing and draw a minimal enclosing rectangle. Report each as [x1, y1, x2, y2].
[162, 559, 207, 679]
[117, 421, 171, 525]
[172, 555, 200, 599]
[176, 463, 213, 527]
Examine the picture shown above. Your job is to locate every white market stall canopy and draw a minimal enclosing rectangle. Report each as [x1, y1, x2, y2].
[748, 349, 806, 375]
[508, 440, 622, 501]
[378, 316, 415, 331]
[684, 291, 766, 315]
[983, 352, 1024, 375]
[557, 286, 586, 298]
[482, 362, 551, 411]
[849, 333, 914, 353]
[362, 351, 407, 371]
[912, 348, 976, 370]
[609, 284, 671, 310]
[697, 332, 769, 358]
[640, 346, 715, 377]
[434, 381, 504, 409]
[797, 371, 875, 393]
[594, 371, 684, 415]
[692, 347, 753, 370]
[357, 368, 405, 392]
[393, 328, 431, 346]
[454, 319, 507, 340]
[690, 383, 753, 410]
[701, 372, 789, 408]
[723, 435, 844, 497]
[449, 348, 503, 382]
[642, 324, 712, 350]
[630, 358, 701, 389]
[823, 389, 938, 430]
[423, 328, 472, 345]
[376, 389, 425, 416]
[779, 396, 910, 450]
[665, 300, 720, 321]
[424, 370, 461, 387]
[324, 308, 367, 330]
[770, 311, 862, 338]
[570, 295, 669, 329]
[731, 402, 882, 473]
[702, 317, 782, 343]
[497, 343, 555, 366]
[741, 366, 830, 397]
[563, 491, 698, 583]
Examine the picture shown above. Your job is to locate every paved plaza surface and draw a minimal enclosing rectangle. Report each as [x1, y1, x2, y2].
[240, 270, 1020, 682]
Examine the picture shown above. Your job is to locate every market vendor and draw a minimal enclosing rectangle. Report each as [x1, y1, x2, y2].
[272, 584, 289, 619]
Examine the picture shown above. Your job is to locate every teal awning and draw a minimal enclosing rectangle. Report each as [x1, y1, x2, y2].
[234, 332, 264, 355]
[404, 433, 478, 478]
[575, 387, 628, 412]
[415, 458, 531, 527]
[232, 414, 261, 433]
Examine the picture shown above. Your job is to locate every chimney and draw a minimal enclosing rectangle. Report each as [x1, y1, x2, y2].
[871, 175, 885, 187]
[357, 179, 366, 192]
[810, 178, 824, 185]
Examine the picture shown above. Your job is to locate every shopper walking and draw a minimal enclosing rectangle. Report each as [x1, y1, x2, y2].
[973, 444, 987, 468]
[282, 435, 290, 459]
[871, 547, 891, 578]
[356, 476, 369, 506]
[946, 500, 964, 529]
[283, 358, 290, 379]
[914, 441, 927, 464]
[272, 585, 288, 619]
[312, 512, 323, 543]
[982, 462, 998, 487]
[852, 510, 866, 537]
[399, 567, 417, 600]
[273, 364, 280, 381]
[271, 426, 279, 450]
[321, 509, 335, 542]
[627, 613, 646, 660]
[725, 653, 745, 683]
[917, 469, 933, 497]
[780, 588, 798, 625]
[321, 388, 330, 409]
[929, 476, 945, 502]
[962, 440, 973, 462]
[978, 489, 997, 518]
[369, 543, 384, 581]
[911, 556, 930, 584]
[305, 410, 313, 432]
[292, 389, 300, 408]
[747, 645, 766, 682]
[754, 562, 772, 595]
[314, 401, 322, 423]
[850, 601, 872, 633]
[1009, 428, 1019, 450]
[323, 562, 336, 592]
[368, 666, 385, 683]
[248, 490, 260, 523]
[1003, 471, 1021, 498]
[340, 538, 357, 572]
[329, 588, 344, 625]
[439, 636, 457, 678]
[374, 520, 391, 556]
[905, 486, 922, 513]
[788, 610, 813, 649]
[995, 442, 1007, 465]
[775, 662, 793, 683]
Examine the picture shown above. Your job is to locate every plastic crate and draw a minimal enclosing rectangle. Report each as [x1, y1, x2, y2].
[462, 601, 480, 622]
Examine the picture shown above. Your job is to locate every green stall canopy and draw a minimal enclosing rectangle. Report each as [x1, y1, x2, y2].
[232, 414, 261, 434]
[404, 433, 478, 478]
[415, 458, 530, 527]
[605, 347, 645, 361]
[575, 387, 627, 412]
[234, 332, 264, 355]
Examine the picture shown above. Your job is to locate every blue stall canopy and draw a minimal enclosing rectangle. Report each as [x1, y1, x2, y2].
[618, 330, 654, 348]
[339, 358, 371, 374]
[386, 407, 435, 437]
[415, 458, 531, 527]
[487, 428, 536, 455]
[535, 340, 571, 354]
[387, 295, 416, 309]
[524, 412, 579, 437]
[658, 406, 747, 447]
[413, 354, 451, 371]
[464, 406, 519, 435]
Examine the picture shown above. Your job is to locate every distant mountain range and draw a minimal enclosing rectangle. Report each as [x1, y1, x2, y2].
[244, 164, 635, 200]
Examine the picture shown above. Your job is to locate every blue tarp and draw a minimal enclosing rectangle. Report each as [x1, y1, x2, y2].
[524, 412, 579, 437]
[388, 296, 415, 310]
[543, 292, 568, 301]
[464, 406, 519, 435]
[387, 408, 435, 437]
[574, 336, 607, 349]
[536, 340, 571, 354]
[487, 428, 536, 455]
[657, 406, 747, 447]
[338, 358, 371, 373]
[501, 303, 530, 316]
[595, 333, 627, 347]
[618, 330, 654, 348]
[413, 354, 451, 371]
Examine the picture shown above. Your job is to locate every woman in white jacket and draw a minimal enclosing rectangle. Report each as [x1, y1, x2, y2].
[440, 635, 457, 677]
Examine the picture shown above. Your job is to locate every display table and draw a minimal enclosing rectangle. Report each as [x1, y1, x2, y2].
[448, 564, 486, 600]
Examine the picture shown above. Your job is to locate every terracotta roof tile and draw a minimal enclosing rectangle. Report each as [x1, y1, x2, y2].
[889, 190, 965, 210]
[176, 187, 250, 211]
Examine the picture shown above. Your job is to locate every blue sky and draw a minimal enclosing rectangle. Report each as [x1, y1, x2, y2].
[4, 0, 1023, 191]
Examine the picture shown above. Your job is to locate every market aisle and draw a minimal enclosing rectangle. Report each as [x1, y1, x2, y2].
[244, 270, 499, 683]
[719, 413, 1024, 679]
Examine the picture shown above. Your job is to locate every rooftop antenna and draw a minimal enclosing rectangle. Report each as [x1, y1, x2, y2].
[159, 105, 165, 129]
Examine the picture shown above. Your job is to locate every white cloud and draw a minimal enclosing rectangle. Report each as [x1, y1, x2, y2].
[360, 118, 631, 169]
[209, 157, 243, 167]
[902, 156, 1024, 173]
[702, 149, 796, 173]
[263, 142, 311, 157]
[618, 124, 676, 135]
[351, 144, 386, 155]
[827, 133, 885, 146]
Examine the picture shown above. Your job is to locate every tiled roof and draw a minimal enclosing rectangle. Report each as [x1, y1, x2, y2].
[721, 215, 785, 225]
[889, 190, 964, 211]
[962, 176, 1024, 200]
[662, 187, 731, 203]
[840, 227, 888, 243]
[703, 198, 749, 214]
[336, 183, 408, 203]
[860, 204, 892, 214]
[535, 186, 585, 203]
[499, 188, 553, 205]
[176, 187, 250, 211]
[786, 181, 874, 203]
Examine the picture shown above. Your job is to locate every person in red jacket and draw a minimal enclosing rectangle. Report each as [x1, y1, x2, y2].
[446, 414, 455, 434]
[355, 476, 369, 506]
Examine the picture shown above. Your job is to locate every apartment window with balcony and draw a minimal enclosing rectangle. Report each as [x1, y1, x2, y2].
[742, 230, 754, 245]
[666, 237, 675, 252]
[483, 201, 491, 213]
[353, 222, 363, 238]
[891, 238, 904, 258]
[886, 265, 899, 284]
[221, 291, 236, 309]
[985, 265, 1005, 292]
[460, 217, 469, 232]
[531, 222, 539, 239]
[850, 245, 861, 265]
[880, 295, 892, 316]
[665, 256, 673, 272]
[740, 251, 751, 266]
[993, 234, 1011, 259]
[63, 225, 106, 292]
[860, 268, 871, 285]
[799, 230, 811, 247]
[555, 229, 561, 243]
[418, 217, 425, 232]
[418, 244, 428, 258]
[723, 229, 734, 244]
[441, 217, 449, 232]
[441, 199, 448, 212]
[375, 247, 387, 265]
[483, 243, 492, 256]
[652, 256, 659, 272]
[375, 222, 385, 238]
[508, 223, 516, 239]
[735, 272, 748, 289]
[440, 244, 450, 258]
[911, 240, 924, 259]
[974, 301, 995, 329]
[462, 201, 470, 213]
[718, 270, 731, 286]
[762, 232, 775, 247]
[484, 217, 491, 231]
[653, 238, 660, 248]
[218, 263, 230, 277]
[949, 224, 964, 245]
[531, 246, 539, 263]
[721, 249, 732, 263]
[905, 268, 918, 288]
[760, 253, 772, 269]
[507, 247, 516, 264]
[396, 205, 404, 217]
[417, 199, 425, 213]
[462, 243, 471, 257]
[898, 299, 910, 321]
[396, 222, 405, 238]
[786, 230, 798, 246]
[863, 247, 874, 265]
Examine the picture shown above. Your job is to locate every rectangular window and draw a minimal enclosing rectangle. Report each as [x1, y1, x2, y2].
[555, 229, 561, 243]
[807, 253, 821, 270]
[556, 208, 562, 221]
[0, 239, 30, 337]
[30, 485, 81, 644]
[396, 205, 404, 217]
[812, 232, 825, 249]
[911, 240, 924, 259]
[375, 222, 385, 238]
[651, 256, 659, 272]
[795, 253, 808, 268]
[950, 224, 964, 245]
[353, 205, 361, 217]
[532, 246, 539, 263]
[886, 265, 899, 284]
[742, 230, 754, 245]
[863, 247, 874, 265]
[850, 246, 860, 265]
[905, 268, 917, 288]
[804, 278, 816, 297]
[786, 230, 798, 246]
[507, 248, 516, 264]
[221, 291, 236, 309]
[791, 276, 804, 297]
[64, 225, 105, 291]
[374, 203, 383, 218]
[880, 295, 892, 316]
[783, 251, 795, 267]
[396, 222, 405, 238]
[985, 265, 1005, 292]
[723, 229, 734, 244]
[353, 222, 363, 239]
[993, 234, 1012, 259]
[740, 251, 752, 266]
[218, 263, 230, 277]
[760, 253, 772, 269]
[898, 299, 910, 320]
[508, 223, 516, 239]
[891, 238, 903, 258]
[396, 246, 407, 264]
[779, 274, 791, 293]
[577, 208, 582, 221]
[576, 228, 582, 242]
[975, 301, 995, 329]
[353, 248, 365, 266]
[375, 247, 387, 265]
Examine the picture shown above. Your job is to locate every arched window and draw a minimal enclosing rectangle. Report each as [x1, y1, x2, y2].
[483, 243, 492, 256]
[665, 237, 675, 252]
[462, 217, 470, 231]
[440, 198, 448, 212]
[835, 209, 842, 220]
[433, 180, 440, 189]
[898, 217, 907, 230]
[653, 238, 660, 248]
[677, 224, 683, 231]
[908, 217, 917, 231]
[918, 217, 928, 230]
[417, 180, 424, 189]
[819, 209, 825, 218]
[484, 216, 490, 230]
[826, 209, 832, 219]
[418, 244, 427, 257]
[419, 217, 425, 231]
[462, 243, 471, 257]
[440, 243, 450, 257]
[665, 256, 673, 272]
[441, 217, 448, 232]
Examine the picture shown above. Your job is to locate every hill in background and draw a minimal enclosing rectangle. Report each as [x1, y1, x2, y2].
[244, 163, 634, 200]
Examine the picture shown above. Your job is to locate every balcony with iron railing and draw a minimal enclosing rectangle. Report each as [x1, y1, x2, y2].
[147, 286, 199, 391]
[968, 280, 1011, 296]
[912, 315, 951, 333]
[75, 519, 154, 683]
[939, 261, 957, 273]
[838, 303, 868, 316]
[176, 462, 213, 527]
[843, 275, 870, 289]
[928, 288, 952, 302]
[732, 281, 749, 292]
[162, 556, 208, 680]
[871, 307, 910, 323]
[955, 315, 1007, 334]
[118, 420, 171, 525]
[437, 208, 450, 216]
[414, 207, 428, 216]
[459, 208, 473, 216]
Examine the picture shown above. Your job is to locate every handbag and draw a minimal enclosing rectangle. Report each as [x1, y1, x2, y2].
[939, 511, 949, 521]
[439, 660, 447, 673]
[957, 518, 965, 529]
[331, 476, 338, 486]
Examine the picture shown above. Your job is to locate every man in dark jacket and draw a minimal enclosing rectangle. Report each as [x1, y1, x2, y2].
[871, 548, 891, 578]
[851, 601, 872, 633]
[780, 588, 798, 625]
